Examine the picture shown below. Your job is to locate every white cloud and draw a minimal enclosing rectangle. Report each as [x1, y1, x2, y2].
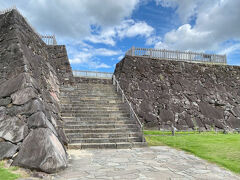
[155, 0, 217, 23]
[218, 43, 240, 55]
[117, 55, 124, 60]
[94, 48, 122, 56]
[0, 0, 140, 39]
[85, 19, 154, 46]
[153, 0, 240, 53]
[69, 46, 121, 69]
[69, 52, 111, 69]
[146, 36, 162, 46]
[117, 20, 154, 39]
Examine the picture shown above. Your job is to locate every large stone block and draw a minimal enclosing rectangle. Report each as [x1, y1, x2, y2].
[0, 107, 6, 121]
[27, 111, 57, 135]
[12, 128, 68, 173]
[0, 116, 28, 143]
[7, 98, 45, 117]
[0, 73, 27, 98]
[11, 87, 37, 105]
[0, 97, 11, 106]
[0, 142, 18, 160]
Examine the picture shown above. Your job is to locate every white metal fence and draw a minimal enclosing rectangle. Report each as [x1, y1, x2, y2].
[0, 6, 57, 46]
[126, 47, 227, 64]
[73, 70, 113, 79]
[41, 35, 57, 45]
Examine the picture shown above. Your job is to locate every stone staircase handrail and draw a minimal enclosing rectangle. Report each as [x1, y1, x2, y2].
[112, 75, 144, 141]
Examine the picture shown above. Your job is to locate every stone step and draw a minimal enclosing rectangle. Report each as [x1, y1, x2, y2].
[69, 137, 142, 144]
[60, 97, 121, 101]
[61, 107, 127, 111]
[60, 87, 116, 91]
[65, 124, 138, 129]
[60, 92, 117, 95]
[64, 128, 139, 133]
[61, 110, 128, 114]
[61, 113, 130, 118]
[64, 121, 136, 125]
[61, 84, 115, 88]
[61, 104, 125, 108]
[62, 116, 130, 121]
[66, 132, 142, 139]
[60, 83, 145, 149]
[68, 142, 147, 149]
[61, 99, 122, 104]
[60, 93, 121, 98]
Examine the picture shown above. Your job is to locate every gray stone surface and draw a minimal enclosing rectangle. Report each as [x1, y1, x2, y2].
[51, 147, 240, 180]
[0, 73, 27, 98]
[0, 116, 28, 143]
[0, 9, 69, 173]
[0, 106, 6, 121]
[11, 87, 37, 105]
[13, 128, 68, 173]
[0, 141, 18, 160]
[0, 97, 11, 106]
[27, 111, 57, 135]
[114, 56, 240, 130]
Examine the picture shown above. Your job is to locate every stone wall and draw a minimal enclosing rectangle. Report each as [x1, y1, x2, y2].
[47, 45, 75, 85]
[0, 10, 68, 173]
[114, 55, 240, 131]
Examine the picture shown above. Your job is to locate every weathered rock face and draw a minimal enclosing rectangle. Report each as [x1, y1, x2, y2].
[114, 55, 240, 130]
[47, 45, 75, 85]
[0, 10, 69, 172]
[0, 142, 18, 160]
[12, 128, 67, 173]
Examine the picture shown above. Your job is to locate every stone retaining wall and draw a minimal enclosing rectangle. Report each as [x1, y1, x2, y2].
[47, 45, 75, 85]
[0, 10, 69, 173]
[114, 55, 240, 131]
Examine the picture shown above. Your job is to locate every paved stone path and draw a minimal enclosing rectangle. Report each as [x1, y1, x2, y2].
[52, 146, 239, 180]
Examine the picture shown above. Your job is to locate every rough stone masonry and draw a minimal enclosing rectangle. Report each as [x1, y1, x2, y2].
[114, 55, 240, 131]
[0, 10, 74, 173]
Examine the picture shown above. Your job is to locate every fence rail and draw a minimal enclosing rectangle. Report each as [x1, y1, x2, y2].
[0, 6, 57, 45]
[41, 35, 57, 45]
[73, 70, 113, 79]
[113, 75, 144, 142]
[126, 47, 227, 64]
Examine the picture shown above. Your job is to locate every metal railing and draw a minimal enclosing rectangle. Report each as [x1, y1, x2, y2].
[73, 70, 113, 79]
[112, 75, 144, 142]
[41, 35, 57, 45]
[0, 6, 57, 45]
[0, 5, 17, 15]
[126, 47, 227, 64]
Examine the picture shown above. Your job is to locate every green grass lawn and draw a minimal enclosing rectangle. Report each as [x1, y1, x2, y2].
[0, 161, 21, 180]
[144, 131, 240, 174]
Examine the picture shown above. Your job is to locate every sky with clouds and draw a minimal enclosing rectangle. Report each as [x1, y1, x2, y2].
[1, 0, 240, 72]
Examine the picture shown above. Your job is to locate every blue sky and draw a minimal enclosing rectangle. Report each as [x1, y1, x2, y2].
[1, 0, 240, 72]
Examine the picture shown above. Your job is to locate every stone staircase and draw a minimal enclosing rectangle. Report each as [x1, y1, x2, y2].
[60, 79, 146, 149]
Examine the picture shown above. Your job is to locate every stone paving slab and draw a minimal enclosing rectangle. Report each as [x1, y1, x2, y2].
[50, 146, 240, 180]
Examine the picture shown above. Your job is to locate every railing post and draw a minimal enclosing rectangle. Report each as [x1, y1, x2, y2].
[113, 76, 115, 85]
[131, 46, 135, 56]
[150, 48, 152, 58]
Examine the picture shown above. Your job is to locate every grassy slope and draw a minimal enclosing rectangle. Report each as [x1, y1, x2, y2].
[144, 131, 240, 173]
[0, 161, 20, 180]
